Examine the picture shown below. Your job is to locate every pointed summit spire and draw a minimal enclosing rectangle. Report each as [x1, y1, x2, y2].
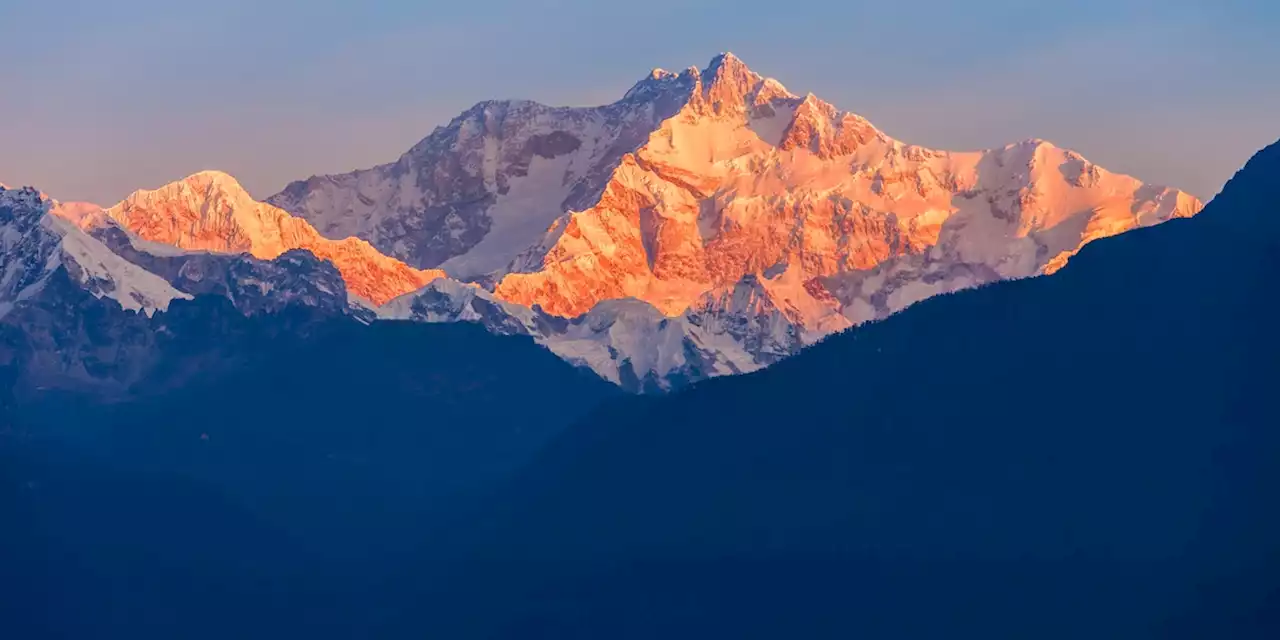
[689, 52, 776, 118]
[180, 170, 252, 198]
[620, 65, 697, 103]
[707, 52, 746, 70]
[618, 53, 794, 115]
[701, 51, 757, 84]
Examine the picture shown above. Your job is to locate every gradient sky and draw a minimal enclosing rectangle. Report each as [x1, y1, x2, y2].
[1, 0, 1276, 205]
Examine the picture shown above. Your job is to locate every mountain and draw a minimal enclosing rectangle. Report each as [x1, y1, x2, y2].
[263, 53, 1200, 385]
[69, 171, 444, 305]
[384, 139, 1280, 638]
[491, 55, 1199, 320]
[3, 53, 1206, 394]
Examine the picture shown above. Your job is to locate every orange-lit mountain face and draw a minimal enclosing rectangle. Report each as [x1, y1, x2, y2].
[62, 171, 444, 305]
[492, 55, 1201, 323]
[272, 53, 1201, 332]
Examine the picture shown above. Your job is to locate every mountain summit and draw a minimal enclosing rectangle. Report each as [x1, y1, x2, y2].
[70, 171, 444, 305]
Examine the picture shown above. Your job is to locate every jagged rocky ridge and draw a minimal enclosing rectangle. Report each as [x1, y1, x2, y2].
[62, 171, 445, 306]
[2, 187, 187, 319]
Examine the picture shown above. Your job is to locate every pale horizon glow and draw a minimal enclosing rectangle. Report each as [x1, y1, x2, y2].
[1, 0, 1276, 205]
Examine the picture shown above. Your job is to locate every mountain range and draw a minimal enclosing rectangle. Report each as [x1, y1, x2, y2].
[3, 53, 1201, 394]
[1, 47, 1277, 639]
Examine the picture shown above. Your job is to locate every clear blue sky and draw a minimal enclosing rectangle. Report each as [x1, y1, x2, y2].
[1, 0, 1276, 204]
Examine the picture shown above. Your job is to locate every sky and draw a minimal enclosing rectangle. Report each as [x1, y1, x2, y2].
[0, 0, 1276, 205]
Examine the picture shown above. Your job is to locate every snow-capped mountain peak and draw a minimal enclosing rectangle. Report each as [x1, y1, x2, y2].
[87, 172, 444, 305]
[621, 67, 698, 103]
[685, 51, 797, 118]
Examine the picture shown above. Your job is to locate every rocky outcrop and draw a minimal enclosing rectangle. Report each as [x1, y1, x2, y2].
[87, 222, 354, 317]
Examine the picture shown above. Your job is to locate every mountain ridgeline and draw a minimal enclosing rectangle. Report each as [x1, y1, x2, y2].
[9, 53, 1202, 391]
